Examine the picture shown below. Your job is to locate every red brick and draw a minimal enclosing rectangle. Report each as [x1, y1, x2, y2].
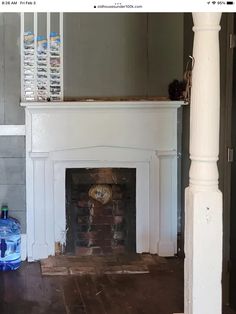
[75, 247, 93, 256]
[114, 216, 124, 224]
[104, 265, 123, 274]
[112, 246, 126, 254]
[112, 200, 125, 215]
[91, 247, 102, 255]
[78, 200, 91, 207]
[94, 239, 111, 247]
[112, 192, 123, 200]
[77, 232, 97, 240]
[112, 185, 122, 193]
[41, 266, 69, 276]
[78, 192, 90, 200]
[69, 266, 96, 275]
[102, 246, 113, 254]
[91, 225, 112, 233]
[92, 215, 113, 224]
[77, 216, 90, 224]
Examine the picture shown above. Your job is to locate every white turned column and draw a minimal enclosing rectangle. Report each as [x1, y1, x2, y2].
[184, 13, 222, 314]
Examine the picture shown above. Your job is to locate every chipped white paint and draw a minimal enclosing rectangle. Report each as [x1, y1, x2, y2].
[184, 13, 222, 314]
[21, 100, 183, 261]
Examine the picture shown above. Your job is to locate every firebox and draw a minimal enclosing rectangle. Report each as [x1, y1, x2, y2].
[65, 168, 136, 255]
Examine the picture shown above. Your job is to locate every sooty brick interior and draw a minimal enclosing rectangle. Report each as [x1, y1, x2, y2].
[65, 168, 136, 255]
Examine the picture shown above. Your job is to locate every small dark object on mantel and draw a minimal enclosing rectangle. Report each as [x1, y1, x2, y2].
[168, 79, 186, 101]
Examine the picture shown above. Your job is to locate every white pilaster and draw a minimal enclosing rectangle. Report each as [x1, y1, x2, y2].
[157, 151, 178, 256]
[29, 153, 49, 260]
[185, 13, 222, 314]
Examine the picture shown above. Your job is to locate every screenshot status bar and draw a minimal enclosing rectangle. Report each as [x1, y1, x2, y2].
[0, 0, 235, 12]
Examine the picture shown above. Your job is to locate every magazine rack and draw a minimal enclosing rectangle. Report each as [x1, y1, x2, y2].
[20, 13, 63, 102]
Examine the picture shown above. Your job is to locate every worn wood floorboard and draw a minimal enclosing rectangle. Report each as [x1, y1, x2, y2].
[77, 275, 107, 314]
[0, 262, 65, 314]
[61, 276, 86, 314]
[101, 275, 140, 314]
[91, 275, 130, 314]
[0, 258, 235, 314]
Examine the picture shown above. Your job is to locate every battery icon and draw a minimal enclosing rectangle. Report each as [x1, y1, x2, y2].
[227, 1, 234, 4]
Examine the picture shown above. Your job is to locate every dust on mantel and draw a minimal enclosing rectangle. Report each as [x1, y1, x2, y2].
[63, 96, 170, 102]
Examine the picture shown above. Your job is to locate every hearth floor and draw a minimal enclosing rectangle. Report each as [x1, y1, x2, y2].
[40, 253, 167, 276]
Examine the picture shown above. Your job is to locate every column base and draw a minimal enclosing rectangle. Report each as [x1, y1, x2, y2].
[185, 187, 222, 314]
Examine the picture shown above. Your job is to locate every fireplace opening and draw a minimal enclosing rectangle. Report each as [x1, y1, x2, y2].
[65, 168, 136, 256]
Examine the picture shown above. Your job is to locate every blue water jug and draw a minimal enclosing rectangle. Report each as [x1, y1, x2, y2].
[0, 205, 21, 271]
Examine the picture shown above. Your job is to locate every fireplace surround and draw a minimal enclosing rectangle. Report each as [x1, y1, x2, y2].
[21, 101, 183, 261]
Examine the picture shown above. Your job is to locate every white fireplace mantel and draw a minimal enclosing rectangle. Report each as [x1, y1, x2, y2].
[21, 100, 183, 261]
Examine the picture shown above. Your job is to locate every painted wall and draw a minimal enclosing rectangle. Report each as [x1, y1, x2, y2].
[0, 13, 26, 232]
[148, 14, 184, 96]
[64, 13, 184, 98]
[0, 14, 24, 124]
[64, 13, 148, 97]
[0, 12, 184, 234]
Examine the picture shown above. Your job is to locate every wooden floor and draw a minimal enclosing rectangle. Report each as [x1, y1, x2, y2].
[0, 256, 235, 314]
[0, 256, 183, 314]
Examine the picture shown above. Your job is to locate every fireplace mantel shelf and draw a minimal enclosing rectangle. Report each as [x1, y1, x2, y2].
[21, 100, 184, 110]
